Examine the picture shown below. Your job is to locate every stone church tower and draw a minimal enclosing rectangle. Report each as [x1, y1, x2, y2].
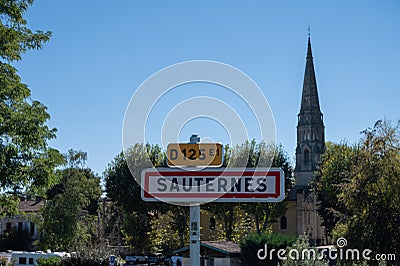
[271, 35, 327, 245]
[295, 36, 325, 187]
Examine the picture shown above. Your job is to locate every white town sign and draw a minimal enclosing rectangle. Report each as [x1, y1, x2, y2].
[141, 168, 284, 203]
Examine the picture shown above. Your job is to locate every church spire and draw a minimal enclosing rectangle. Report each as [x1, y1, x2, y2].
[300, 35, 321, 112]
[295, 34, 325, 187]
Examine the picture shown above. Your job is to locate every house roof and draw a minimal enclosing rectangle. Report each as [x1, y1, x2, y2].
[172, 241, 240, 255]
[18, 200, 45, 212]
[202, 241, 241, 254]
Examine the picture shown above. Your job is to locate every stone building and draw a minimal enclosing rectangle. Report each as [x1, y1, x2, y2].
[271, 35, 327, 245]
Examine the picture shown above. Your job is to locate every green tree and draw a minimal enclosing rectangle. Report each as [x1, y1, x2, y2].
[104, 143, 168, 253]
[204, 202, 236, 241]
[168, 206, 189, 248]
[314, 120, 400, 264]
[0, 0, 63, 217]
[39, 150, 102, 251]
[101, 200, 124, 252]
[236, 141, 293, 234]
[313, 142, 355, 235]
[205, 205, 253, 243]
[336, 120, 400, 260]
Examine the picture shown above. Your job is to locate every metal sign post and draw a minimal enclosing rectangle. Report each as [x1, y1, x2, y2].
[190, 204, 200, 266]
[189, 135, 200, 266]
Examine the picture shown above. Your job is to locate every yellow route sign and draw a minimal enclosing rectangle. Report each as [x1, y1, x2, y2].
[167, 143, 223, 167]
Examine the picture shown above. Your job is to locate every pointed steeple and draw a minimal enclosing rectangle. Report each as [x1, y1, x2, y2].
[300, 36, 321, 112]
[295, 34, 325, 187]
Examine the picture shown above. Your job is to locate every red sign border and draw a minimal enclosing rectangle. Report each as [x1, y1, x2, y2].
[141, 168, 284, 203]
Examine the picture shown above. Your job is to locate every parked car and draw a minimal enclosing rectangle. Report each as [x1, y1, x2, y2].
[126, 255, 147, 264]
[147, 253, 162, 265]
[146, 253, 162, 265]
[164, 256, 183, 266]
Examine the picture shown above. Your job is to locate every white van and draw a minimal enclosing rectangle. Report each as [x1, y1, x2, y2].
[10, 251, 69, 266]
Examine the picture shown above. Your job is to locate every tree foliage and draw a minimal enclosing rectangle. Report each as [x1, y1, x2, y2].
[167, 206, 189, 248]
[0, 0, 62, 217]
[338, 120, 400, 258]
[104, 143, 168, 253]
[204, 202, 236, 241]
[314, 120, 400, 261]
[313, 141, 355, 235]
[38, 150, 102, 251]
[205, 206, 253, 243]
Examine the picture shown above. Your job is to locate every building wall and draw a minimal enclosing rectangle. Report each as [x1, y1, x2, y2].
[297, 191, 327, 245]
[0, 215, 38, 240]
[270, 201, 297, 236]
[270, 191, 328, 245]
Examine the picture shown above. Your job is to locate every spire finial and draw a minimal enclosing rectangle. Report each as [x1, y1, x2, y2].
[306, 26, 312, 59]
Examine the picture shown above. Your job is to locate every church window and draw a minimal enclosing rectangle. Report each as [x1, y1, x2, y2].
[280, 216, 287, 230]
[304, 150, 310, 165]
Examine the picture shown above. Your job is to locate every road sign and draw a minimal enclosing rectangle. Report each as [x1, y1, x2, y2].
[167, 143, 223, 167]
[109, 255, 115, 266]
[141, 168, 284, 202]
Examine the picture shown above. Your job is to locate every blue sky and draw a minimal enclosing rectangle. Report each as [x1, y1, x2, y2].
[15, 1, 400, 175]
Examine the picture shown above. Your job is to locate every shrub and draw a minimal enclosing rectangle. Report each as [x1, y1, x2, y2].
[37, 257, 61, 266]
[283, 234, 328, 266]
[37, 246, 121, 266]
[60, 254, 109, 266]
[240, 231, 296, 266]
[59, 247, 121, 266]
